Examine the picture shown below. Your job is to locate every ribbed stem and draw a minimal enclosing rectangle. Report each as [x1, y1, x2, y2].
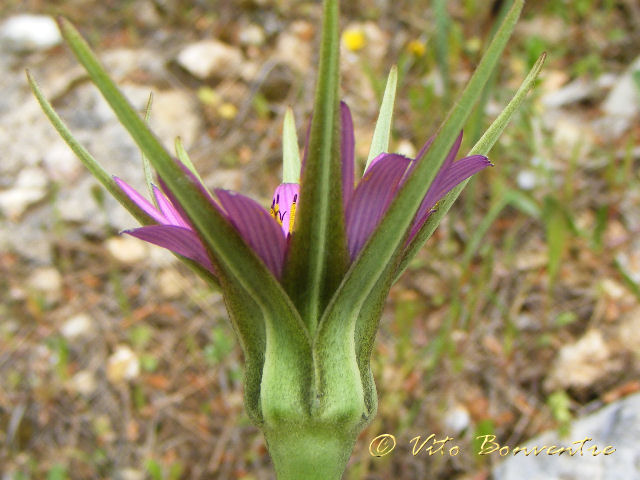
[264, 423, 358, 480]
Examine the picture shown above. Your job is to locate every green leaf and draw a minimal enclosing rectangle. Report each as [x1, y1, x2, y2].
[434, 0, 451, 101]
[175, 136, 206, 186]
[282, 0, 348, 333]
[282, 107, 301, 183]
[365, 65, 398, 169]
[53, 18, 313, 419]
[141, 92, 156, 204]
[396, 51, 546, 280]
[28, 71, 220, 290]
[544, 196, 568, 285]
[27, 71, 154, 227]
[316, 0, 525, 420]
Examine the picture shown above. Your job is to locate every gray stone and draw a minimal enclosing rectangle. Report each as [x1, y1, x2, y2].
[0, 167, 48, 219]
[596, 55, 640, 139]
[544, 329, 622, 392]
[0, 14, 61, 52]
[26, 266, 63, 303]
[492, 393, 640, 480]
[542, 78, 594, 109]
[176, 40, 243, 80]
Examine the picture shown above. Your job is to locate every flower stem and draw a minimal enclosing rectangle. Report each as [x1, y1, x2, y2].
[264, 423, 358, 480]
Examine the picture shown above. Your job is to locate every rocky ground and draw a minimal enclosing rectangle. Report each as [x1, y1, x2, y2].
[1, 1, 639, 479]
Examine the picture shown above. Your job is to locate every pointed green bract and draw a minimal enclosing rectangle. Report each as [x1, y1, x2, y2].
[282, 107, 301, 183]
[283, 0, 348, 332]
[27, 71, 153, 227]
[396, 52, 547, 280]
[365, 65, 398, 169]
[53, 20, 313, 419]
[28, 70, 220, 289]
[175, 136, 206, 186]
[141, 92, 156, 204]
[317, 0, 525, 353]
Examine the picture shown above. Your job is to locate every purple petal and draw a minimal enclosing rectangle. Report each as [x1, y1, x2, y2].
[156, 166, 223, 232]
[346, 153, 412, 260]
[409, 154, 492, 240]
[153, 186, 190, 228]
[125, 225, 214, 272]
[215, 189, 287, 278]
[114, 176, 165, 224]
[414, 135, 436, 163]
[341, 102, 355, 205]
[270, 183, 299, 236]
[411, 131, 464, 216]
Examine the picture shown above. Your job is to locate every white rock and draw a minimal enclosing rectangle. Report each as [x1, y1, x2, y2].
[546, 112, 594, 154]
[0, 167, 48, 219]
[516, 170, 538, 190]
[26, 267, 63, 303]
[42, 142, 82, 181]
[239, 24, 265, 46]
[106, 345, 140, 383]
[61, 313, 93, 339]
[493, 393, 640, 480]
[544, 330, 617, 391]
[616, 308, 640, 355]
[106, 236, 149, 265]
[598, 55, 640, 139]
[395, 140, 417, 158]
[516, 16, 566, 44]
[274, 21, 314, 73]
[444, 404, 471, 434]
[157, 269, 184, 299]
[542, 78, 594, 109]
[177, 40, 243, 80]
[0, 14, 61, 52]
[600, 278, 627, 300]
[603, 56, 640, 118]
[116, 469, 145, 480]
[68, 370, 98, 396]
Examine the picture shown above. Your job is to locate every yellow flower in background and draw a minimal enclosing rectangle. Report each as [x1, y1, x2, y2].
[407, 39, 426, 57]
[342, 27, 366, 51]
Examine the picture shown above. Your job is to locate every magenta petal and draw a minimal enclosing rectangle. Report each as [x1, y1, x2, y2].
[431, 155, 492, 201]
[114, 176, 166, 224]
[215, 189, 287, 278]
[152, 186, 190, 228]
[409, 154, 492, 240]
[414, 135, 436, 163]
[270, 183, 299, 236]
[346, 153, 412, 259]
[341, 102, 355, 205]
[411, 131, 464, 216]
[125, 225, 214, 272]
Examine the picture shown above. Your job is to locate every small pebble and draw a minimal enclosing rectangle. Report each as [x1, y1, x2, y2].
[177, 40, 243, 80]
[0, 14, 62, 52]
[27, 267, 63, 303]
[106, 236, 149, 265]
[107, 345, 140, 383]
[68, 370, 98, 396]
[61, 313, 93, 339]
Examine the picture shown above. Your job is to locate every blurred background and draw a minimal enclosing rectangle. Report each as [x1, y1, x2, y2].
[1, 0, 639, 478]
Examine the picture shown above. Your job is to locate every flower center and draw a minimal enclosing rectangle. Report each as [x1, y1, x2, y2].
[270, 193, 298, 235]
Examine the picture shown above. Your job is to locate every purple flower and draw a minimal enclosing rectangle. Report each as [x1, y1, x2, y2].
[115, 102, 491, 279]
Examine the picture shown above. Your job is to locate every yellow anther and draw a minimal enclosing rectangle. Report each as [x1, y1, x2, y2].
[288, 200, 296, 233]
[270, 205, 283, 227]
